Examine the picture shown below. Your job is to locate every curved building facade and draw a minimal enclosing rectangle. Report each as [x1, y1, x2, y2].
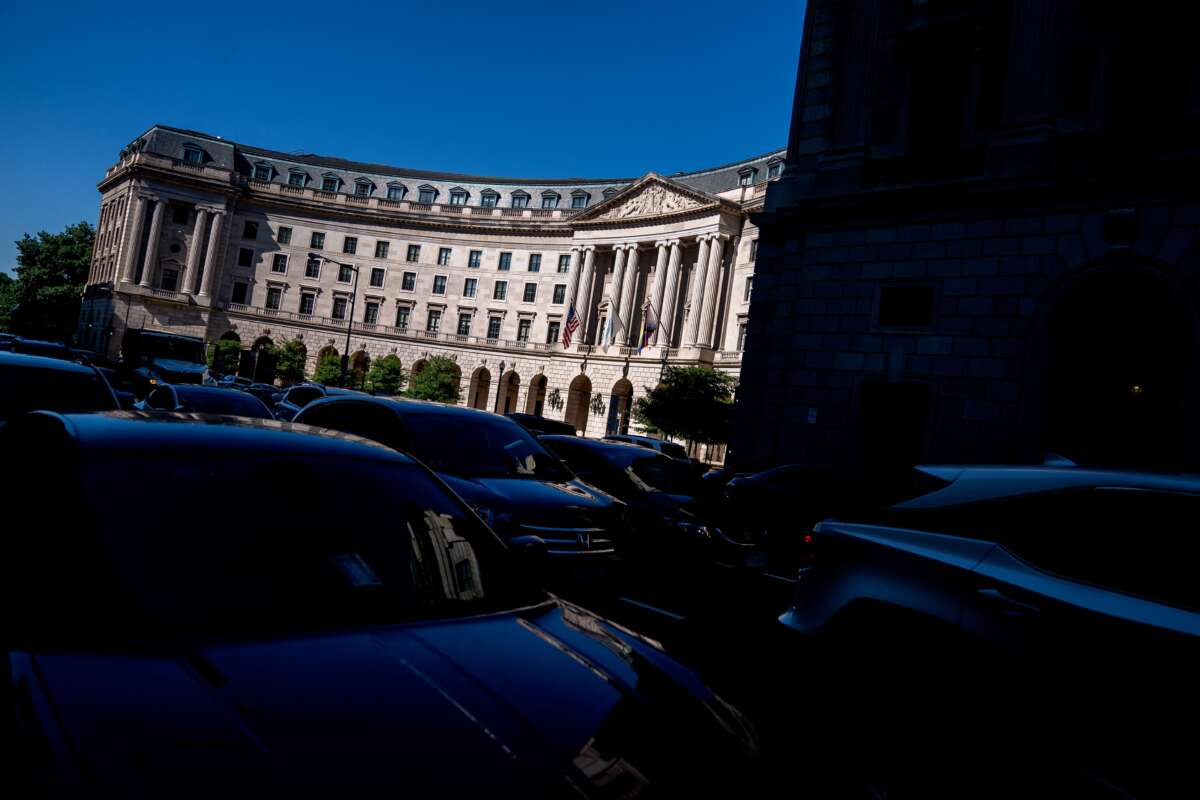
[80, 125, 783, 441]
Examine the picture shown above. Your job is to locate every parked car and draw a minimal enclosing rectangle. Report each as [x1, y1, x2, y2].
[0, 411, 757, 797]
[134, 384, 274, 419]
[506, 411, 577, 436]
[240, 382, 284, 407]
[218, 374, 254, 388]
[121, 329, 208, 396]
[779, 464, 1200, 797]
[272, 383, 358, 421]
[602, 432, 693, 464]
[6, 337, 74, 361]
[294, 397, 624, 576]
[94, 366, 138, 410]
[0, 351, 119, 426]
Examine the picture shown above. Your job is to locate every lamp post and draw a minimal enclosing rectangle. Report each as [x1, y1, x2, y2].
[318, 255, 359, 386]
[493, 360, 506, 413]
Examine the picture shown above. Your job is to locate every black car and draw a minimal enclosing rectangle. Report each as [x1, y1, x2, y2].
[0, 412, 756, 797]
[121, 329, 208, 395]
[240, 382, 284, 407]
[94, 366, 138, 410]
[0, 351, 119, 426]
[273, 383, 358, 421]
[506, 411, 577, 436]
[134, 384, 274, 419]
[294, 397, 623, 569]
[6, 337, 74, 361]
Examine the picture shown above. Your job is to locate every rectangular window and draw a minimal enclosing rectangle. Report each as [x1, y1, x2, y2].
[160, 269, 179, 292]
[438, 247, 451, 266]
[271, 254, 288, 273]
[511, 195, 529, 209]
[739, 171, 755, 187]
[375, 241, 389, 259]
[254, 165, 271, 181]
[481, 194, 497, 208]
[395, 306, 410, 329]
[266, 286, 282, 310]
[338, 265, 354, 283]
[744, 276, 753, 302]
[183, 147, 202, 164]
[493, 281, 507, 300]
[172, 206, 189, 225]
[426, 309, 442, 332]
[571, 195, 588, 208]
[558, 254, 570, 273]
[463, 277, 477, 298]
[523, 283, 537, 303]
[231, 282, 248, 305]
[457, 313, 472, 336]
[547, 321, 560, 344]
[737, 323, 748, 351]
[498, 252, 511, 271]
[433, 275, 447, 295]
[343, 237, 357, 255]
[449, 192, 467, 206]
[402, 272, 416, 291]
[242, 221, 258, 239]
[407, 244, 420, 263]
[528, 254, 541, 272]
[768, 161, 783, 179]
[468, 250, 482, 268]
[487, 317, 502, 339]
[418, 188, 436, 204]
[305, 257, 321, 279]
[364, 301, 379, 324]
[553, 284, 566, 304]
[288, 172, 305, 187]
[321, 177, 339, 192]
[237, 248, 254, 268]
[750, 239, 758, 261]
[354, 182, 370, 197]
[517, 319, 531, 341]
[310, 232, 325, 249]
[332, 297, 348, 320]
[277, 226, 292, 245]
[299, 293, 315, 316]
[370, 267, 385, 288]
[541, 195, 558, 209]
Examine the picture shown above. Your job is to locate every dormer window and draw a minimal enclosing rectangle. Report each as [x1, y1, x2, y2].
[253, 163, 272, 181]
[571, 190, 590, 208]
[354, 179, 372, 197]
[541, 191, 560, 209]
[738, 167, 758, 187]
[449, 187, 469, 206]
[480, 190, 499, 208]
[321, 173, 340, 192]
[602, 187, 620, 200]
[418, 185, 437, 203]
[767, 159, 783, 179]
[511, 190, 530, 209]
[386, 182, 406, 201]
[287, 169, 307, 187]
[182, 145, 203, 164]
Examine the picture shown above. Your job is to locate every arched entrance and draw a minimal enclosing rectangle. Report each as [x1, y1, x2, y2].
[411, 358, 428, 376]
[241, 336, 276, 383]
[468, 367, 491, 410]
[525, 374, 548, 416]
[348, 350, 370, 390]
[607, 378, 633, 435]
[1043, 266, 1195, 469]
[565, 374, 592, 434]
[500, 370, 520, 414]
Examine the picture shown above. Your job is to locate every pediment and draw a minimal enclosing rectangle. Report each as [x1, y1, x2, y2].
[571, 173, 729, 224]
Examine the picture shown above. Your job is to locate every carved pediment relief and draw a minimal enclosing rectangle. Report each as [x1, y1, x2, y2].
[591, 182, 705, 221]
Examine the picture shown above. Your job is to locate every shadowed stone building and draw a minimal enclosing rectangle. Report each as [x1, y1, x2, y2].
[735, 1, 1200, 473]
[80, 125, 784, 443]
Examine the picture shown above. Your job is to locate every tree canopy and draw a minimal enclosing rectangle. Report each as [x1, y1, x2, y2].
[632, 366, 734, 445]
[402, 356, 461, 403]
[2, 222, 94, 341]
[208, 339, 243, 376]
[312, 351, 343, 385]
[367, 353, 405, 395]
[274, 339, 308, 384]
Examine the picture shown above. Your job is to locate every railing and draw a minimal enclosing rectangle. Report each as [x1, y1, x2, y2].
[313, 189, 338, 200]
[172, 158, 205, 171]
[442, 205, 463, 214]
[151, 288, 177, 298]
[227, 302, 250, 312]
[501, 208, 526, 217]
[531, 209, 554, 217]
[346, 194, 370, 205]
[280, 184, 303, 194]
[250, 179, 272, 189]
[378, 198, 404, 208]
[409, 202, 432, 212]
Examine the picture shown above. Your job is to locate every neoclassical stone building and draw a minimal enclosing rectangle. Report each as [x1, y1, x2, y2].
[80, 125, 783, 440]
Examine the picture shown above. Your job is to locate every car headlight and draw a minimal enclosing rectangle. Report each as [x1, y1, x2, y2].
[471, 505, 512, 529]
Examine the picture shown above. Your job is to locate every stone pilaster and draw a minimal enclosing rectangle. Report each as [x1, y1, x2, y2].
[683, 235, 711, 346]
[181, 208, 208, 295]
[198, 211, 225, 297]
[698, 234, 728, 347]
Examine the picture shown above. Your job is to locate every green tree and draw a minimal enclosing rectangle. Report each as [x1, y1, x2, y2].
[208, 339, 243, 376]
[403, 356, 461, 403]
[367, 353, 405, 395]
[3, 222, 94, 341]
[275, 339, 308, 384]
[632, 366, 734, 445]
[312, 351, 343, 385]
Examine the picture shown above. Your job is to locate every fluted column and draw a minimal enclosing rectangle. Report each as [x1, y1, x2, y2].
[618, 245, 640, 345]
[181, 208, 208, 295]
[198, 211, 225, 297]
[657, 240, 683, 346]
[698, 234, 728, 348]
[605, 245, 628, 345]
[683, 235, 712, 346]
[564, 246, 583, 310]
[121, 195, 150, 284]
[575, 246, 597, 344]
[138, 199, 166, 288]
[649, 240, 670, 316]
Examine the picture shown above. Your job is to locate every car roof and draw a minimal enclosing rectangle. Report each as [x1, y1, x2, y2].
[20, 411, 412, 463]
[302, 394, 518, 422]
[173, 384, 263, 399]
[0, 351, 97, 374]
[541, 435, 658, 454]
[895, 464, 1200, 510]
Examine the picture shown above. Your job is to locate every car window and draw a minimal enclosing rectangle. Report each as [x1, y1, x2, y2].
[626, 454, 698, 495]
[299, 402, 407, 450]
[0, 364, 116, 422]
[661, 442, 689, 460]
[147, 387, 175, 410]
[179, 391, 271, 419]
[404, 414, 571, 480]
[286, 386, 323, 407]
[6, 449, 546, 639]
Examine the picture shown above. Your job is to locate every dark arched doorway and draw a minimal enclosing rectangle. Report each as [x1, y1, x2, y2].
[607, 378, 633, 435]
[348, 350, 370, 391]
[525, 374, 547, 416]
[241, 336, 276, 383]
[500, 370, 520, 414]
[565, 374, 592, 434]
[1045, 267, 1193, 470]
[468, 367, 491, 410]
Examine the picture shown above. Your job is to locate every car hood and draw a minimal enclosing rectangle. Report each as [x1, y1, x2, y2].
[438, 474, 621, 527]
[32, 602, 755, 797]
[141, 359, 207, 380]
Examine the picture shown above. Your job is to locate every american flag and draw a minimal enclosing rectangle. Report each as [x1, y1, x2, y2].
[562, 304, 580, 348]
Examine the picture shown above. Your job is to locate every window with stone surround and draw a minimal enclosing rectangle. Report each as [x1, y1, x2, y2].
[266, 286, 282, 310]
[541, 192, 559, 209]
[426, 309, 442, 332]
[768, 160, 783, 179]
[332, 296, 348, 320]
[744, 275, 752, 302]
[468, 250, 482, 268]
[553, 284, 566, 304]
[558, 254, 570, 273]
[517, 319, 531, 341]
[386, 184, 405, 200]
[511, 192, 530, 209]
[487, 317, 502, 340]
[321, 176, 339, 192]
[310, 232, 325, 249]
[337, 265, 354, 284]
[738, 168, 757, 187]
[182, 145, 203, 164]
[288, 171, 306, 187]
[750, 239, 758, 261]
[546, 321, 560, 345]
[299, 292, 315, 316]
[343, 236, 357, 255]
[407, 244, 420, 263]
[571, 192, 590, 208]
[418, 186, 437, 203]
[375, 241, 389, 259]
[254, 164, 272, 182]
[160, 268, 179, 293]
[278, 226, 292, 245]
[463, 277, 477, 298]
[498, 252, 511, 271]
[438, 247, 451, 266]
[272, 254, 288, 274]
[457, 312, 472, 336]
[433, 276, 447, 295]
[305, 257, 321, 279]
[493, 280, 507, 301]
[370, 267, 385, 288]
[402, 272, 416, 291]
[737, 322, 747, 351]
[523, 283, 537, 303]
[237, 248, 254, 268]
[395, 306, 410, 329]
[480, 191, 498, 208]
[354, 180, 371, 197]
[364, 301, 379, 324]
[449, 189, 468, 205]
[528, 254, 541, 272]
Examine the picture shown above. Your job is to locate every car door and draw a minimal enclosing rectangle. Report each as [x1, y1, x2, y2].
[962, 487, 1200, 795]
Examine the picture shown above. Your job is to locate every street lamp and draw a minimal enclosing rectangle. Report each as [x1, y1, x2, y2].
[493, 360, 506, 413]
[317, 255, 359, 386]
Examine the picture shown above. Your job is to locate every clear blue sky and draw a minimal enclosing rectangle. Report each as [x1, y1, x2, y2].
[0, 0, 805, 274]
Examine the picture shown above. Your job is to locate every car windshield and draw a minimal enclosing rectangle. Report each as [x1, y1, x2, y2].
[405, 413, 572, 480]
[179, 390, 272, 419]
[661, 442, 689, 460]
[30, 451, 546, 638]
[598, 448, 698, 495]
[132, 334, 205, 363]
[0, 364, 114, 423]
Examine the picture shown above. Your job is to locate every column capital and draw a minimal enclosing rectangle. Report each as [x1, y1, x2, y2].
[578, 244, 596, 253]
